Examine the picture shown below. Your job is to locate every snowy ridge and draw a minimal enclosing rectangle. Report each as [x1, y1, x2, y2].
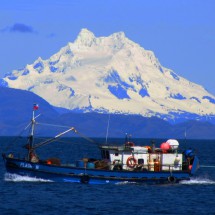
[1, 28, 215, 121]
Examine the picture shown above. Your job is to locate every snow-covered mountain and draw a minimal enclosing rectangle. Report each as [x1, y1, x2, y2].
[1, 28, 215, 121]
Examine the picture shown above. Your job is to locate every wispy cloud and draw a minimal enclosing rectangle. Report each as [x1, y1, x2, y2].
[0, 23, 36, 33]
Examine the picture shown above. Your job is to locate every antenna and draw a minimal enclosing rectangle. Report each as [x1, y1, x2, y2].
[184, 128, 187, 149]
[105, 114, 110, 144]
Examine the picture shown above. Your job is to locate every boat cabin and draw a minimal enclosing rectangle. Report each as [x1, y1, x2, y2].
[100, 139, 185, 172]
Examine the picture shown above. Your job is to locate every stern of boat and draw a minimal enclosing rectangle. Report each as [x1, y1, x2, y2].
[190, 155, 199, 175]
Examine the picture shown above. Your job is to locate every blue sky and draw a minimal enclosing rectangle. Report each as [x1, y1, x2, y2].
[0, 0, 215, 94]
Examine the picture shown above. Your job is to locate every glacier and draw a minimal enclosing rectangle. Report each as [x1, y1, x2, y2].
[1, 28, 215, 122]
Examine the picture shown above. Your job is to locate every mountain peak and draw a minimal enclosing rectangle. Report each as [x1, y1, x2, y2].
[111, 31, 126, 40]
[2, 29, 215, 121]
[74, 28, 96, 46]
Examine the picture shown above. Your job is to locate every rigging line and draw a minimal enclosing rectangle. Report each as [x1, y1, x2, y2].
[34, 136, 95, 146]
[46, 138, 76, 145]
[24, 121, 32, 130]
[74, 130, 98, 145]
[33, 137, 93, 147]
[36, 138, 89, 148]
[4, 121, 33, 151]
[35, 138, 58, 149]
[36, 122, 71, 128]
[34, 124, 97, 146]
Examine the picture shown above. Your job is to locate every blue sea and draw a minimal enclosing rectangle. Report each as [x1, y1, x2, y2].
[1, 137, 215, 215]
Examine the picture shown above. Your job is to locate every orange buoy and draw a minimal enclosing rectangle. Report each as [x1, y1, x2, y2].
[47, 160, 52, 165]
[160, 142, 171, 153]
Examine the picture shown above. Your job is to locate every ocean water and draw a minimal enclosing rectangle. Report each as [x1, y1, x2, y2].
[0, 137, 215, 215]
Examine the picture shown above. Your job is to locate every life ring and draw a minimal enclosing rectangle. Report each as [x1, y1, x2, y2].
[126, 156, 137, 168]
[167, 176, 177, 183]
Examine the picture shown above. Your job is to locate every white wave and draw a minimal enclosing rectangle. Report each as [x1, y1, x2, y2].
[180, 177, 215, 185]
[4, 173, 53, 182]
[116, 181, 137, 185]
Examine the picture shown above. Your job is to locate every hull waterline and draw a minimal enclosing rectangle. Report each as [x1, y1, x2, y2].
[3, 155, 196, 185]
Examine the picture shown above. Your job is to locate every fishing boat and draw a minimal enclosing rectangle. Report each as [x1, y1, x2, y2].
[2, 104, 199, 184]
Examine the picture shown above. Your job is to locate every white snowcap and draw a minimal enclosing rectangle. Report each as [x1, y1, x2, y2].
[75, 28, 96, 47]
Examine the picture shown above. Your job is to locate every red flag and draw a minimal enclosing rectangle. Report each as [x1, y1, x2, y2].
[33, 104, 39, 110]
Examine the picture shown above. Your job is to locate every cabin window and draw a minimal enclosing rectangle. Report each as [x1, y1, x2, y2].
[138, 159, 144, 164]
[101, 150, 110, 160]
[115, 152, 119, 156]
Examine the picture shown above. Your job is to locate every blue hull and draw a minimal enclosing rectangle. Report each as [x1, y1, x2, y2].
[3, 155, 195, 184]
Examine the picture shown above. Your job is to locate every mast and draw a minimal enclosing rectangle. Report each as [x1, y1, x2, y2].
[28, 104, 38, 160]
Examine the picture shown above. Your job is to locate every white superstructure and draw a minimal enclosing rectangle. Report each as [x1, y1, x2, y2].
[100, 139, 184, 172]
